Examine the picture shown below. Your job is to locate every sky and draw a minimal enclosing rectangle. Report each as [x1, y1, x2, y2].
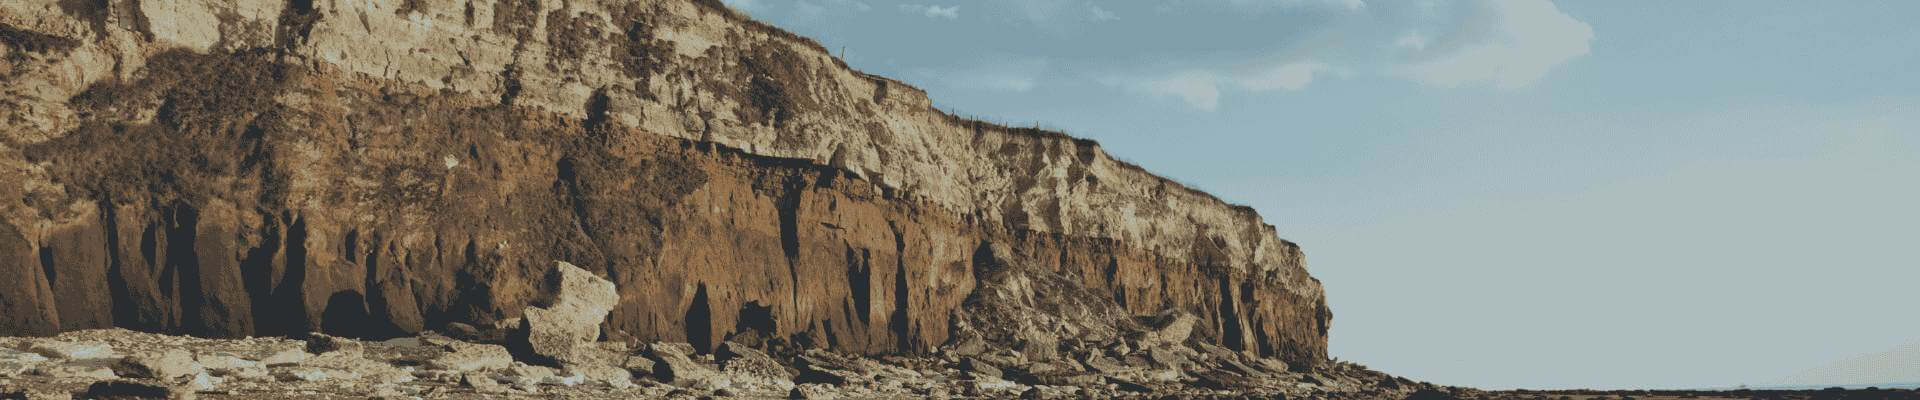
[717, 0, 1920, 390]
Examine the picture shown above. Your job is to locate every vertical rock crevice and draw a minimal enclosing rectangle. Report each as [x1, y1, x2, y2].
[166, 203, 208, 336]
[685, 283, 712, 353]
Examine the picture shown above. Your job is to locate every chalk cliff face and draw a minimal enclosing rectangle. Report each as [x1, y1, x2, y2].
[0, 0, 1329, 366]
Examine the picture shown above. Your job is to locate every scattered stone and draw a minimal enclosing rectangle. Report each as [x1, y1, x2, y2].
[647, 343, 723, 387]
[115, 349, 204, 380]
[32, 363, 118, 380]
[788, 384, 836, 399]
[302, 334, 363, 358]
[541, 370, 587, 386]
[274, 367, 332, 382]
[27, 342, 116, 360]
[495, 363, 555, 387]
[462, 372, 506, 393]
[1023, 371, 1100, 386]
[511, 261, 619, 366]
[958, 357, 1002, 379]
[1193, 370, 1249, 390]
[1108, 377, 1154, 393]
[255, 346, 312, 366]
[185, 371, 219, 392]
[0, 348, 47, 377]
[1146, 346, 1188, 370]
[791, 351, 866, 386]
[194, 353, 260, 372]
[428, 342, 513, 372]
[442, 322, 483, 340]
[715, 341, 788, 384]
[80, 380, 191, 400]
[945, 335, 987, 357]
[1129, 311, 1196, 349]
[622, 353, 658, 376]
[565, 364, 633, 388]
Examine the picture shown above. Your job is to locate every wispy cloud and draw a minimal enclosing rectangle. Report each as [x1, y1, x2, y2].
[1108, 61, 1336, 111]
[1144, 71, 1225, 111]
[900, 4, 959, 19]
[1088, 5, 1119, 21]
[790, 0, 872, 23]
[1238, 62, 1333, 91]
[738, 0, 1595, 109]
[1396, 0, 1593, 89]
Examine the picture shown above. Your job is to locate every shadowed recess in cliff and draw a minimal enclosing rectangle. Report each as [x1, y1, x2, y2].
[845, 246, 872, 324]
[728, 301, 778, 346]
[888, 223, 912, 353]
[166, 203, 209, 336]
[686, 283, 713, 353]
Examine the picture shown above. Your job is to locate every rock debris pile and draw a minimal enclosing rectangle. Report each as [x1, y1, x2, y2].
[1, 262, 1423, 399]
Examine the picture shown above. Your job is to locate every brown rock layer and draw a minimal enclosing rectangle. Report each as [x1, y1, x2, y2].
[0, 0, 1329, 366]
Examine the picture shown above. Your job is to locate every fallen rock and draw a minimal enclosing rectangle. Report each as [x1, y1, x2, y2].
[115, 349, 204, 380]
[1020, 371, 1101, 386]
[1193, 370, 1250, 390]
[1107, 377, 1154, 393]
[0, 348, 47, 377]
[495, 363, 556, 387]
[32, 363, 119, 380]
[194, 353, 267, 380]
[647, 343, 724, 387]
[958, 357, 1002, 379]
[27, 342, 116, 360]
[428, 342, 513, 372]
[184, 371, 220, 392]
[462, 372, 506, 393]
[564, 363, 634, 388]
[1132, 311, 1197, 349]
[273, 367, 333, 382]
[621, 353, 658, 377]
[511, 261, 618, 366]
[541, 370, 588, 386]
[716, 341, 787, 379]
[255, 345, 312, 365]
[789, 384, 837, 399]
[1146, 346, 1189, 370]
[944, 335, 987, 357]
[80, 380, 192, 400]
[1079, 354, 1131, 375]
[302, 334, 363, 359]
[792, 354, 861, 386]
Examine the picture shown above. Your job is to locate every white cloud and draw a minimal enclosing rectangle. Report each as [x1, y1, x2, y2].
[991, 0, 1128, 25]
[1238, 62, 1331, 91]
[900, 4, 959, 19]
[1219, 0, 1367, 12]
[1089, 5, 1119, 21]
[1145, 71, 1223, 111]
[1394, 32, 1431, 51]
[1398, 0, 1593, 89]
[791, 0, 871, 22]
[1113, 61, 1334, 111]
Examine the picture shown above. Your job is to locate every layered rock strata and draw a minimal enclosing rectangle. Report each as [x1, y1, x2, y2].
[0, 0, 1329, 366]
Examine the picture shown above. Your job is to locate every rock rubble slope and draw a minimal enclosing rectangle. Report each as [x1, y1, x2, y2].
[0, 0, 1326, 374]
[3, 262, 1417, 399]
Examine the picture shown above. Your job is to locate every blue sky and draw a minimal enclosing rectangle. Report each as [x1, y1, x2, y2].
[720, 0, 1920, 389]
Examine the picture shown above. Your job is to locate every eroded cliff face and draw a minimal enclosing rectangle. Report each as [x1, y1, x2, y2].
[0, 0, 1329, 366]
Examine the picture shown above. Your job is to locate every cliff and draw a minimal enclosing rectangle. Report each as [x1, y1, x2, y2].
[0, 0, 1329, 367]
